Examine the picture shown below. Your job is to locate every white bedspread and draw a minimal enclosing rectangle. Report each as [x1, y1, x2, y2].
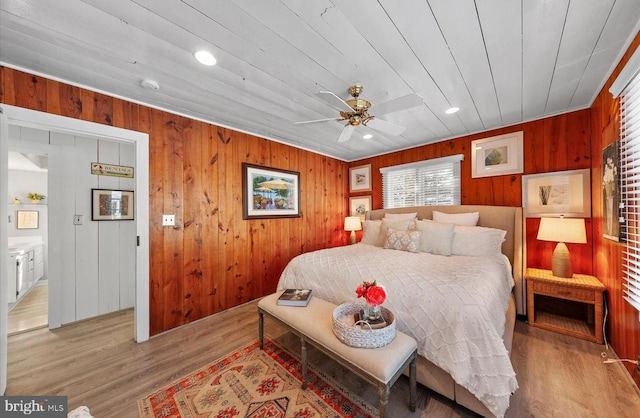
[277, 243, 518, 417]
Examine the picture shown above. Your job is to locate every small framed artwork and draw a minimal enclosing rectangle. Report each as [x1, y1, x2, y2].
[602, 140, 621, 241]
[17, 210, 39, 229]
[349, 195, 372, 221]
[349, 164, 372, 192]
[471, 131, 524, 178]
[522, 168, 591, 218]
[92, 189, 134, 221]
[242, 163, 301, 219]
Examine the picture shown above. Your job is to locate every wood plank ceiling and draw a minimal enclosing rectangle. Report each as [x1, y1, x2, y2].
[1, 0, 639, 161]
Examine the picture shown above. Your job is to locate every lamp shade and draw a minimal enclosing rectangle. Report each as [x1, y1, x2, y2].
[537, 217, 587, 244]
[344, 216, 362, 232]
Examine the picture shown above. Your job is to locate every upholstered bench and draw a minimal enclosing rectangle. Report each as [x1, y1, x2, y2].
[258, 292, 417, 418]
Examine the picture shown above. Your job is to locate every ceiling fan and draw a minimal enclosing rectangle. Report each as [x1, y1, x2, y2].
[294, 84, 423, 143]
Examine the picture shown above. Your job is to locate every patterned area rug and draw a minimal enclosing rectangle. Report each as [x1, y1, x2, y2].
[138, 338, 376, 418]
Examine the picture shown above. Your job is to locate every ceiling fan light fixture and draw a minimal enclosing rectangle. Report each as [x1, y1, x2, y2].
[445, 106, 460, 114]
[194, 50, 217, 66]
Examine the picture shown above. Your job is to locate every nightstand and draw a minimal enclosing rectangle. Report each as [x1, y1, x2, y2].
[526, 268, 605, 343]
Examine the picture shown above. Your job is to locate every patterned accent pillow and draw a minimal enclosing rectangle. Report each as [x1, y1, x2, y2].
[376, 218, 413, 247]
[384, 228, 421, 253]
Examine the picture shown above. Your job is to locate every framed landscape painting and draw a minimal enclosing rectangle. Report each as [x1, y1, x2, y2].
[242, 163, 301, 219]
[349, 164, 372, 192]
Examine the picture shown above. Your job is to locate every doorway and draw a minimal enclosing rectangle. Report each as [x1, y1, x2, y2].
[0, 105, 150, 393]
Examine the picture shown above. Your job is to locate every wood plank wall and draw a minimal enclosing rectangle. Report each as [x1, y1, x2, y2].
[0, 67, 350, 335]
[349, 110, 593, 275]
[590, 32, 640, 387]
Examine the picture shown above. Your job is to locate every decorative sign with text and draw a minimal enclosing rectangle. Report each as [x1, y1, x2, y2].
[91, 162, 134, 178]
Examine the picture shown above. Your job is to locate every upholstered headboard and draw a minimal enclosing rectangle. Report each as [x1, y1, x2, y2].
[366, 205, 526, 315]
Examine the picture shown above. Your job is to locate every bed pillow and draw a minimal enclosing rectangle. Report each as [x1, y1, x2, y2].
[376, 218, 412, 247]
[384, 212, 418, 220]
[432, 210, 480, 226]
[384, 228, 421, 253]
[360, 220, 381, 245]
[452, 225, 506, 257]
[414, 219, 455, 255]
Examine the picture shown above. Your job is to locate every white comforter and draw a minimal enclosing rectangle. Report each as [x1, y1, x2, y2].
[277, 243, 518, 417]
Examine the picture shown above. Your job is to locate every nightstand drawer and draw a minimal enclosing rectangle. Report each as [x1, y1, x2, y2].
[532, 282, 595, 302]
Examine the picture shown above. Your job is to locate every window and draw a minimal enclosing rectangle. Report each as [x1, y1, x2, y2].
[380, 154, 464, 209]
[612, 49, 640, 313]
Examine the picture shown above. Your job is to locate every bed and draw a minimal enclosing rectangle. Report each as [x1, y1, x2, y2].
[277, 205, 525, 417]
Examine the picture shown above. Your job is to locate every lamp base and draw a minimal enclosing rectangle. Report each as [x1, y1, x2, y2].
[551, 242, 573, 278]
[349, 230, 357, 245]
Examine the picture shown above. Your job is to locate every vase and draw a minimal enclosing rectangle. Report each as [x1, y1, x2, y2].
[363, 304, 382, 321]
[605, 195, 614, 236]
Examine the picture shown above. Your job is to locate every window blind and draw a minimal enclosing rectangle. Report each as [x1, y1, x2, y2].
[380, 154, 463, 209]
[620, 65, 640, 313]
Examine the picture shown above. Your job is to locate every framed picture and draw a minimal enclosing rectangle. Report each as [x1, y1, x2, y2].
[92, 189, 134, 221]
[602, 140, 622, 241]
[471, 131, 524, 178]
[349, 164, 372, 192]
[349, 195, 372, 221]
[522, 169, 591, 218]
[242, 163, 301, 219]
[17, 210, 39, 229]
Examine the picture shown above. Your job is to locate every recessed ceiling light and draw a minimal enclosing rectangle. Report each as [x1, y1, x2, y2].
[363, 134, 373, 139]
[445, 106, 460, 114]
[194, 50, 217, 66]
[140, 79, 160, 90]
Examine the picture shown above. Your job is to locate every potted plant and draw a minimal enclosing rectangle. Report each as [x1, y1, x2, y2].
[27, 193, 46, 204]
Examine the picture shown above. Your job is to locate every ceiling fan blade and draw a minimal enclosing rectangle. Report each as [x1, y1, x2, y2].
[366, 117, 406, 136]
[293, 117, 340, 125]
[317, 91, 354, 113]
[337, 124, 355, 143]
[368, 93, 423, 116]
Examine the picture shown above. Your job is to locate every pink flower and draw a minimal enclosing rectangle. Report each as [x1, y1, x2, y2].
[364, 285, 386, 306]
[355, 280, 387, 306]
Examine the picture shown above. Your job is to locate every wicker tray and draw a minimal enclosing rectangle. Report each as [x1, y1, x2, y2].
[332, 303, 396, 348]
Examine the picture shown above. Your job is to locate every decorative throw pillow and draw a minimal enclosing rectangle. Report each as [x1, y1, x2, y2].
[384, 228, 421, 253]
[452, 225, 506, 257]
[361, 220, 382, 245]
[384, 212, 418, 230]
[432, 210, 480, 226]
[414, 219, 455, 255]
[384, 212, 418, 220]
[376, 218, 412, 247]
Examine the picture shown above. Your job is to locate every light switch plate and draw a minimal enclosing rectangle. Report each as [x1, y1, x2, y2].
[162, 214, 175, 226]
[73, 215, 83, 225]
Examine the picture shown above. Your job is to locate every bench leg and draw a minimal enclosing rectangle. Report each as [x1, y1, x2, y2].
[410, 352, 417, 412]
[301, 335, 308, 390]
[378, 384, 389, 418]
[258, 310, 264, 350]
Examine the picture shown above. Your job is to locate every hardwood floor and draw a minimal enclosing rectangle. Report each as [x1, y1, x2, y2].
[6, 299, 640, 417]
[8, 281, 48, 335]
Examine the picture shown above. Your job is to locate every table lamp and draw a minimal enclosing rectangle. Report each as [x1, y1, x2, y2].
[536, 216, 587, 278]
[344, 216, 362, 245]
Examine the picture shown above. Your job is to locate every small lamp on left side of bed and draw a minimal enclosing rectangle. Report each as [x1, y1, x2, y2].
[344, 216, 362, 245]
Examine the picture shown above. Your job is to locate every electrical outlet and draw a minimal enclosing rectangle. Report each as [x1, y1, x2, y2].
[162, 214, 175, 226]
